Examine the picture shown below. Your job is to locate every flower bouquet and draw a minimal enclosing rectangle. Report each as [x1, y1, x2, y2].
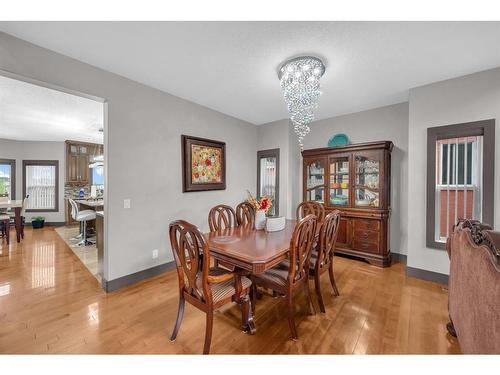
[247, 190, 273, 230]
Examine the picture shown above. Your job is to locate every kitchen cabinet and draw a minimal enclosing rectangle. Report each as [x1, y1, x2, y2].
[302, 141, 393, 267]
[65, 141, 102, 184]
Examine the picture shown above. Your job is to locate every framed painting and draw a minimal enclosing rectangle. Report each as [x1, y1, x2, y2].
[182, 135, 226, 192]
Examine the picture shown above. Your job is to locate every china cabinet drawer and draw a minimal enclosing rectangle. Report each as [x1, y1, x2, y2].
[353, 218, 380, 232]
[353, 229, 379, 244]
[352, 238, 380, 253]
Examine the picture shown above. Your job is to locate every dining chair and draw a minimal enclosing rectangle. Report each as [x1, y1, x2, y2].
[0, 196, 8, 215]
[169, 220, 252, 354]
[209, 204, 238, 270]
[208, 204, 237, 232]
[9, 195, 29, 240]
[278, 210, 341, 312]
[309, 210, 341, 313]
[250, 214, 318, 340]
[0, 214, 9, 245]
[296, 200, 325, 222]
[235, 201, 255, 227]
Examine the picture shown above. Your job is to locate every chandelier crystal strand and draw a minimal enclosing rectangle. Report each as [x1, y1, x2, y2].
[278, 56, 325, 149]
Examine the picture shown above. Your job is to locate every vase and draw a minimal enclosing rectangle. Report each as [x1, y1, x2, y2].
[254, 210, 266, 230]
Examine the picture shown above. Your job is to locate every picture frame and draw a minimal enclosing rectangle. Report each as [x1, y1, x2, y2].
[181, 135, 226, 192]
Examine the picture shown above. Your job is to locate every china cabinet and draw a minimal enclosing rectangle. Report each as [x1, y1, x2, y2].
[302, 141, 393, 267]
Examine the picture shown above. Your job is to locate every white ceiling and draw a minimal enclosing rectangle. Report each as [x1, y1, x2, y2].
[1, 22, 500, 125]
[0, 75, 104, 143]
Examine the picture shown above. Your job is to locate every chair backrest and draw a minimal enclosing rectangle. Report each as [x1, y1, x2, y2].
[169, 220, 211, 303]
[316, 210, 341, 270]
[296, 201, 325, 222]
[68, 198, 79, 220]
[287, 214, 318, 285]
[20, 195, 29, 217]
[236, 201, 255, 227]
[208, 204, 237, 232]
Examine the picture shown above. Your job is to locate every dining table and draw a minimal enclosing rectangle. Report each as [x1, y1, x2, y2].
[0, 199, 24, 243]
[205, 219, 298, 334]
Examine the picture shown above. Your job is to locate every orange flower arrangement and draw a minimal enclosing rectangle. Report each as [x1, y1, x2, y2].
[246, 190, 273, 214]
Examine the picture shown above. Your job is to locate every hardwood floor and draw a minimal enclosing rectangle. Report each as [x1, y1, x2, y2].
[0, 227, 460, 354]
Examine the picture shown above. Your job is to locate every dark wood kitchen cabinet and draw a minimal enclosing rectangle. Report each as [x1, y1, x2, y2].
[66, 141, 90, 184]
[65, 141, 103, 184]
[302, 140, 393, 267]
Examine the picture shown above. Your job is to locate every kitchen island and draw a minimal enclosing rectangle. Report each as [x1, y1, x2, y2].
[74, 198, 104, 209]
[95, 210, 104, 281]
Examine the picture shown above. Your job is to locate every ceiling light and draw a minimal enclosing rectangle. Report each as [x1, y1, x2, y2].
[278, 56, 325, 149]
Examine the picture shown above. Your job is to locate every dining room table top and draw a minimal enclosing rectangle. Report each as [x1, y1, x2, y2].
[205, 219, 297, 273]
[0, 199, 23, 209]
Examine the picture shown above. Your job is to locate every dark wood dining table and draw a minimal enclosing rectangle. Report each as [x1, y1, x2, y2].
[205, 219, 298, 333]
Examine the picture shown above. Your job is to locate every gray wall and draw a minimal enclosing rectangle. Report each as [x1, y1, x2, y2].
[407, 67, 500, 275]
[0, 32, 257, 281]
[258, 103, 409, 255]
[0, 138, 65, 222]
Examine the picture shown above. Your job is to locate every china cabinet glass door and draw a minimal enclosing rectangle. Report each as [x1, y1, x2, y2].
[354, 153, 380, 207]
[329, 156, 350, 206]
[305, 158, 326, 204]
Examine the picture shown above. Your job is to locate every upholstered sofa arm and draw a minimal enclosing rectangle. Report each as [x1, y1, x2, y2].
[448, 219, 500, 354]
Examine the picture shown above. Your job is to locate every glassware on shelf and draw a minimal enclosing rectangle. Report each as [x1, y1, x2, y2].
[306, 160, 325, 188]
[355, 156, 380, 189]
[330, 157, 350, 206]
[307, 186, 325, 203]
[355, 188, 379, 207]
[306, 159, 325, 203]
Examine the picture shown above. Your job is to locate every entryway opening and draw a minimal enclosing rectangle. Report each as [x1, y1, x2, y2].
[0, 70, 108, 287]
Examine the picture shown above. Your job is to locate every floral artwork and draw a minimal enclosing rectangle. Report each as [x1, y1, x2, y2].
[191, 145, 222, 184]
[182, 135, 226, 192]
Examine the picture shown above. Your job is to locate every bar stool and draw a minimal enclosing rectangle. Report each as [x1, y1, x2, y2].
[68, 198, 96, 246]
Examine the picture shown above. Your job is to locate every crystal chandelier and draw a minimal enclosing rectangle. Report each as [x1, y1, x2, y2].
[278, 56, 325, 149]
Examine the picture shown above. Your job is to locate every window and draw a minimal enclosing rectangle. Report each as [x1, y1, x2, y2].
[426, 120, 494, 249]
[0, 159, 16, 199]
[23, 160, 59, 212]
[257, 149, 280, 216]
[91, 165, 104, 186]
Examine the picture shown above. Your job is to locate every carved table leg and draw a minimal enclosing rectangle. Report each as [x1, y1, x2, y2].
[240, 294, 256, 335]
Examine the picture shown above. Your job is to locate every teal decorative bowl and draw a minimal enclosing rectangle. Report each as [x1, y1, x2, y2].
[328, 134, 350, 147]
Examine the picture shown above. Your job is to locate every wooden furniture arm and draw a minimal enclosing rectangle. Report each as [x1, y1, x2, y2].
[207, 272, 235, 284]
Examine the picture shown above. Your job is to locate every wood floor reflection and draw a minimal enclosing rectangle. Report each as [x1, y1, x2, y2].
[0, 227, 460, 354]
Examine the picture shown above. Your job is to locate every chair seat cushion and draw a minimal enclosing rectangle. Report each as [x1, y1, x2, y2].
[210, 275, 252, 303]
[252, 267, 289, 288]
[198, 267, 252, 303]
[76, 210, 97, 221]
[0, 214, 10, 221]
